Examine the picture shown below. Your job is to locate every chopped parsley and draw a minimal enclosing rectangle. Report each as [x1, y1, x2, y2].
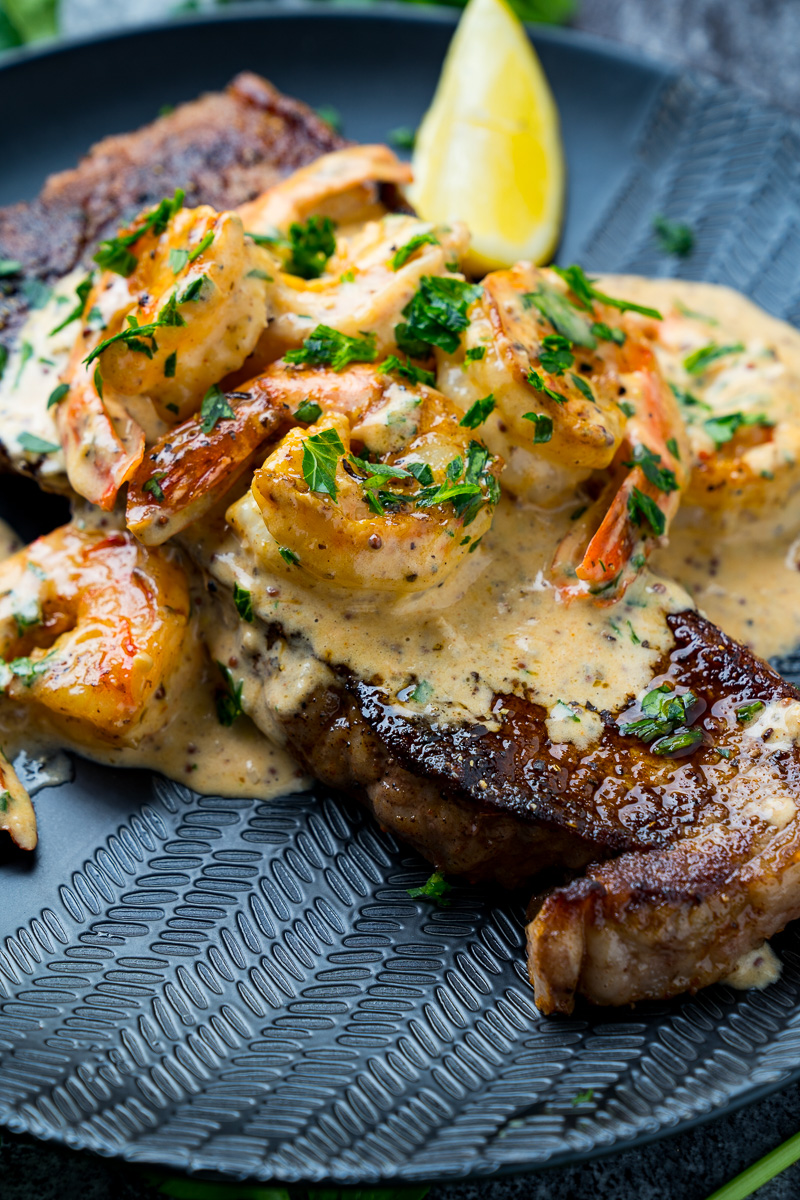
[278, 546, 300, 566]
[200, 384, 234, 434]
[0, 653, 54, 688]
[625, 444, 678, 493]
[552, 700, 580, 723]
[669, 382, 710, 413]
[301, 427, 346, 500]
[703, 410, 770, 447]
[14, 341, 33, 389]
[169, 248, 188, 275]
[83, 277, 213, 366]
[553, 264, 663, 320]
[523, 412, 554, 444]
[395, 276, 482, 356]
[284, 216, 337, 279]
[591, 321, 625, 345]
[93, 188, 185, 277]
[164, 351, 177, 378]
[571, 1089, 595, 1106]
[215, 662, 244, 727]
[736, 701, 765, 723]
[683, 342, 744, 375]
[285, 325, 377, 372]
[459, 394, 495, 428]
[653, 214, 694, 257]
[0, 259, 22, 277]
[295, 398, 323, 423]
[389, 126, 416, 151]
[666, 436, 680, 460]
[50, 273, 93, 335]
[465, 345, 486, 362]
[12, 595, 41, 636]
[93, 365, 104, 399]
[0, 345, 6, 383]
[233, 583, 254, 623]
[21, 278, 52, 310]
[86, 305, 105, 331]
[17, 432, 60, 455]
[569, 372, 594, 403]
[539, 334, 574, 375]
[652, 727, 704, 755]
[527, 369, 565, 404]
[378, 354, 436, 387]
[524, 284, 596, 348]
[390, 232, 440, 271]
[47, 382, 69, 409]
[407, 870, 451, 906]
[347, 455, 415, 514]
[619, 683, 699, 747]
[315, 104, 342, 132]
[627, 486, 666, 536]
[411, 680, 433, 704]
[142, 472, 167, 502]
[619, 400, 636, 418]
[415, 441, 499, 526]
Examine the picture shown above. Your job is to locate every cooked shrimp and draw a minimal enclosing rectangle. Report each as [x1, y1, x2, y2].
[0, 749, 36, 851]
[251, 378, 501, 592]
[0, 525, 191, 744]
[237, 145, 412, 234]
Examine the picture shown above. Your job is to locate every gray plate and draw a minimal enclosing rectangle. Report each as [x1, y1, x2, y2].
[2, 4, 800, 1184]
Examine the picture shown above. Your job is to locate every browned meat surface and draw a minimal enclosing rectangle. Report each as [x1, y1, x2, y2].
[0, 71, 344, 354]
[340, 610, 800, 1012]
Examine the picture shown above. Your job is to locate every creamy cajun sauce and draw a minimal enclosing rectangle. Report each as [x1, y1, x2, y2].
[192, 490, 692, 738]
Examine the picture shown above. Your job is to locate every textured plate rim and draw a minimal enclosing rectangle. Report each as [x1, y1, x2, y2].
[1, 5, 797, 1184]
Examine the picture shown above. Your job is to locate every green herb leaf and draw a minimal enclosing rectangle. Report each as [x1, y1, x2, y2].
[0, 259, 22, 277]
[389, 126, 416, 151]
[143, 471, 167, 502]
[94, 364, 104, 399]
[407, 870, 451, 905]
[539, 333, 574, 375]
[284, 216, 337, 279]
[13, 340, 32, 389]
[527, 369, 565, 404]
[285, 325, 377, 372]
[169, 248, 188, 275]
[295, 398, 323, 423]
[625, 444, 678, 493]
[571, 1089, 595, 1106]
[200, 385, 234, 434]
[164, 351, 177, 378]
[391, 232, 440, 271]
[233, 583, 254, 623]
[395, 276, 482, 356]
[315, 103, 343, 132]
[215, 662, 244, 727]
[47, 382, 69, 409]
[411, 680, 433, 704]
[465, 345, 486, 362]
[627, 486, 666, 536]
[619, 399, 636, 417]
[653, 214, 694, 257]
[460, 394, 495, 428]
[21, 277, 52, 310]
[736, 701, 765, 723]
[554, 264, 663, 319]
[569, 372, 594, 403]
[524, 283, 596, 347]
[683, 342, 745, 375]
[703, 410, 770, 447]
[50, 273, 94, 335]
[93, 189, 185, 277]
[652, 727, 704, 755]
[278, 546, 300, 566]
[619, 684, 698, 744]
[406, 461, 434, 486]
[378, 354, 436, 387]
[17, 432, 60, 455]
[301, 427, 346, 500]
[523, 411, 554, 443]
[591, 320, 625, 345]
[666, 436, 680, 459]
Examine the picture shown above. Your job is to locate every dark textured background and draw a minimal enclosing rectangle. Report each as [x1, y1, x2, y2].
[3, 2, 800, 1197]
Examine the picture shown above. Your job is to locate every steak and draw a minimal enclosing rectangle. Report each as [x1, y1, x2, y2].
[0, 71, 344, 355]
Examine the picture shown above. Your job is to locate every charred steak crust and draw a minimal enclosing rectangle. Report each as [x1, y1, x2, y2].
[0, 72, 344, 352]
[350, 609, 800, 852]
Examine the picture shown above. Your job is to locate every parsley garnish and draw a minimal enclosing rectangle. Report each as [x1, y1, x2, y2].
[539, 334, 574, 375]
[736, 701, 765, 723]
[18, 432, 60, 455]
[571, 1089, 595, 1106]
[13, 341, 32, 389]
[347, 455, 414, 515]
[285, 325, 377, 372]
[619, 683, 698, 745]
[653, 214, 694, 257]
[591, 320, 625, 345]
[627, 486, 665, 536]
[283, 216, 337, 279]
[527, 369, 565, 404]
[50, 273, 95, 336]
[233, 583, 254, 623]
[93, 365, 104, 399]
[295, 398, 323, 423]
[625, 444, 678, 493]
[683, 342, 745, 375]
[389, 126, 416, 151]
[200, 385, 234, 434]
[47, 383, 69, 409]
[21, 278, 52, 310]
[411, 680, 433, 704]
[554, 264, 662, 319]
[143, 471, 167, 502]
[378, 355, 436, 387]
[523, 412, 554, 443]
[619, 400, 636, 417]
[391, 232, 440, 271]
[169, 248, 188, 275]
[278, 546, 300, 566]
[669, 382, 711, 413]
[0, 652, 54, 688]
[465, 345, 486, 362]
[666, 436, 680, 459]
[395, 276, 482, 356]
[0, 259, 22, 277]
[302, 427, 346, 500]
[12, 595, 41, 636]
[569, 372, 594, 403]
[93, 189, 184, 277]
[416, 441, 499, 526]
[407, 870, 451, 905]
[460, 394, 495, 428]
[652, 728, 704, 755]
[524, 284, 596, 348]
[703, 411, 770, 447]
[164, 351, 177, 378]
[0, 345, 6, 383]
[215, 662, 244, 727]
[315, 104, 342, 132]
[83, 278, 212, 367]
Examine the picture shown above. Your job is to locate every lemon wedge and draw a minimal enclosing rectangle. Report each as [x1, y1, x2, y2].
[409, 0, 565, 274]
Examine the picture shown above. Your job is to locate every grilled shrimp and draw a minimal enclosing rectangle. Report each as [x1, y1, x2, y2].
[0, 749, 37, 851]
[0, 525, 191, 745]
[436, 264, 689, 596]
[237, 145, 412, 234]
